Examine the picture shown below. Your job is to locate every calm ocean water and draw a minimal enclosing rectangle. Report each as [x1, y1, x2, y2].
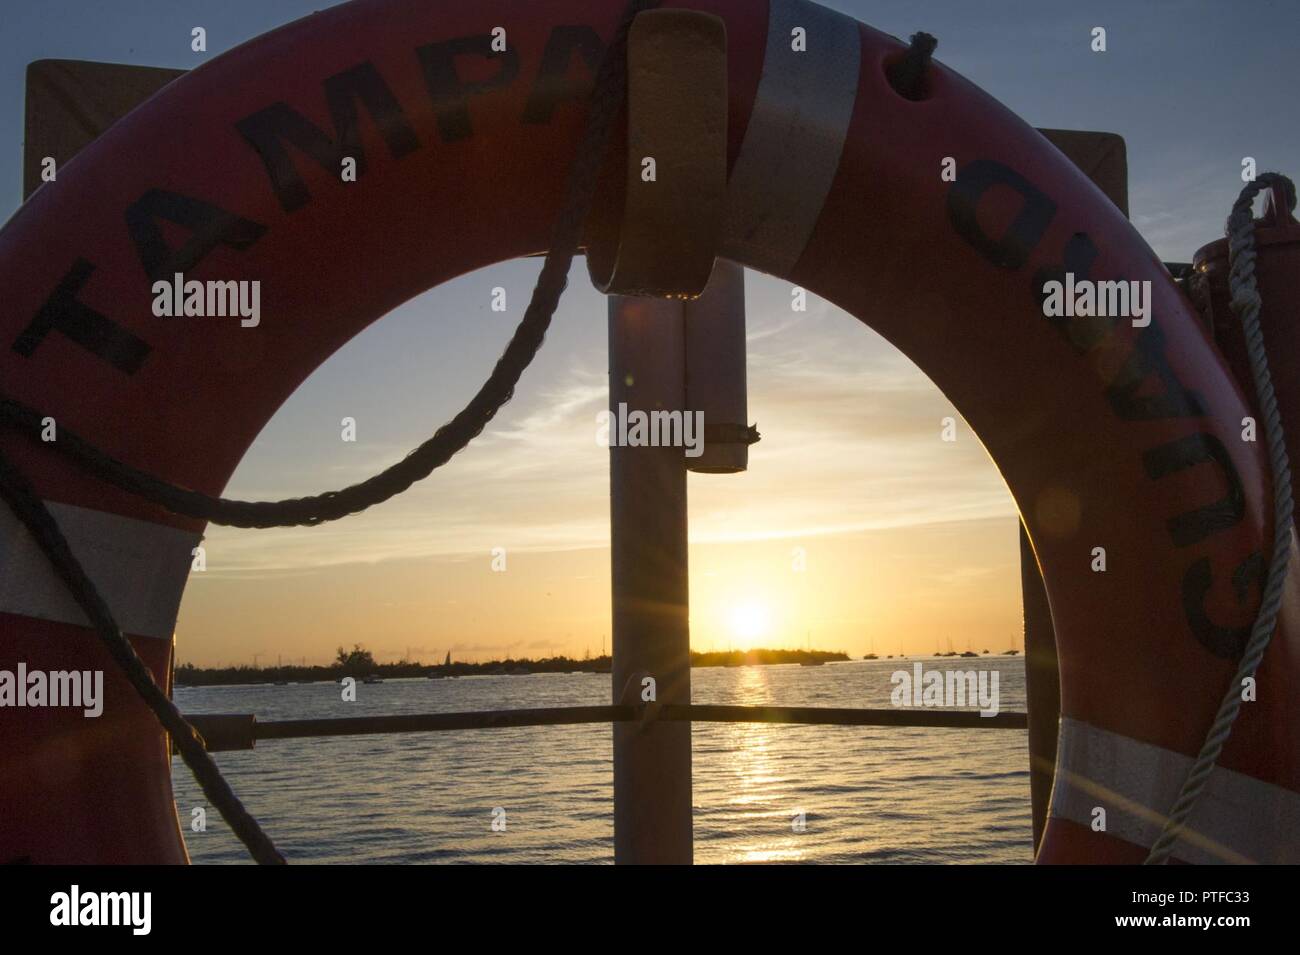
[172, 657, 1031, 863]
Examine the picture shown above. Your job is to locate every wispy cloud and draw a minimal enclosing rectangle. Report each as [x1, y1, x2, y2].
[199, 288, 1012, 578]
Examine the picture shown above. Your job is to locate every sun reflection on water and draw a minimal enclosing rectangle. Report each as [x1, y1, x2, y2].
[175, 661, 1032, 863]
[715, 666, 808, 862]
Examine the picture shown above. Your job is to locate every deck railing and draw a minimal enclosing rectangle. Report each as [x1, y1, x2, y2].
[183, 702, 1027, 752]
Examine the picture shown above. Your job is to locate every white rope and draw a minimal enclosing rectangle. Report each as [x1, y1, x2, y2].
[1144, 173, 1296, 864]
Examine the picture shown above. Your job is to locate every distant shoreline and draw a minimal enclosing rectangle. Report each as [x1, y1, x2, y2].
[175, 648, 851, 687]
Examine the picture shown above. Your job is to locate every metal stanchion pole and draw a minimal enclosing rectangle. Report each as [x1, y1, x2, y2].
[609, 294, 693, 864]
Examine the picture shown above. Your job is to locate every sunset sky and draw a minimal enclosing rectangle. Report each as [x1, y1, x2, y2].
[2, 1, 1295, 665]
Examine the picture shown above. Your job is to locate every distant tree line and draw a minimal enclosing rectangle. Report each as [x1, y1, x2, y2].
[174, 644, 849, 687]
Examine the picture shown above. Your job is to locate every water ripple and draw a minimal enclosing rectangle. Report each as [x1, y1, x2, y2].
[173, 659, 1032, 863]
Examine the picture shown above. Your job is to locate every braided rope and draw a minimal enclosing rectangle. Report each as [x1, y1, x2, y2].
[1143, 172, 1296, 864]
[0, 0, 656, 862]
[0, 0, 659, 530]
[0, 451, 287, 862]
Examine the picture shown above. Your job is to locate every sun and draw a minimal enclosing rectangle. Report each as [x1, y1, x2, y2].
[728, 600, 771, 647]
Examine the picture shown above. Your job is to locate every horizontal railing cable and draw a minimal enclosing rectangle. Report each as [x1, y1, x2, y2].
[183, 704, 1030, 752]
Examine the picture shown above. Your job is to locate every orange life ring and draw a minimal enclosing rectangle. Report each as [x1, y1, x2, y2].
[1, 0, 1297, 864]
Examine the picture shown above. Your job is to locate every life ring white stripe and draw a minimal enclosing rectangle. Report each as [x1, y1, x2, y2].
[721, 0, 861, 277]
[1049, 716, 1300, 863]
[0, 500, 197, 641]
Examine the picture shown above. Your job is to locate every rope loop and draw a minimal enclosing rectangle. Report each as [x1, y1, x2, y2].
[0, 1, 662, 531]
[0, 0, 657, 863]
[1144, 173, 1296, 864]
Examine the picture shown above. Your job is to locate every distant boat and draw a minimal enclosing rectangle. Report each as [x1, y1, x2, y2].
[363, 674, 384, 684]
[800, 659, 825, 667]
[959, 651, 979, 658]
[1003, 649, 1020, 655]
[274, 680, 289, 686]
[429, 650, 454, 678]
[862, 653, 878, 660]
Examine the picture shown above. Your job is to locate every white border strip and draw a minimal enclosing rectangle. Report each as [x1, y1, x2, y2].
[721, 0, 861, 277]
[1049, 716, 1300, 863]
[0, 500, 197, 641]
